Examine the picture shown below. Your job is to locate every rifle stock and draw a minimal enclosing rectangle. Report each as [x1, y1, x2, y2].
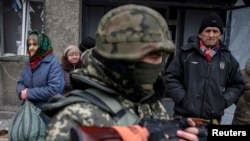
[69, 117, 208, 141]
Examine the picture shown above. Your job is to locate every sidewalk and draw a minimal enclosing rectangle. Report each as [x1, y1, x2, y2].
[0, 133, 8, 141]
[0, 119, 9, 141]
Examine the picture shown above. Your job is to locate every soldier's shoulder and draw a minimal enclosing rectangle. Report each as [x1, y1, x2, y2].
[50, 102, 116, 126]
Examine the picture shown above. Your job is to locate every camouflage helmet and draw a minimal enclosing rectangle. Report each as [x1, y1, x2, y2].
[95, 4, 175, 62]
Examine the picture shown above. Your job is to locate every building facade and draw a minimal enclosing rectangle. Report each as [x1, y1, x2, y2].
[0, 0, 248, 120]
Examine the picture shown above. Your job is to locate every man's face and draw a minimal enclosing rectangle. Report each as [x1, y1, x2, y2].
[198, 27, 222, 47]
[132, 51, 163, 91]
[142, 52, 163, 64]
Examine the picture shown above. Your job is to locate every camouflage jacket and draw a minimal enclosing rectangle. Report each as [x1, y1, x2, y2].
[44, 50, 170, 141]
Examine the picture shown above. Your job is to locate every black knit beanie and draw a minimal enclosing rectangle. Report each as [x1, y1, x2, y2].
[79, 37, 96, 52]
[198, 13, 224, 34]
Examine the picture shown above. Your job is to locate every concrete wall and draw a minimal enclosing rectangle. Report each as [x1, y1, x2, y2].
[0, 56, 27, 119]
[45, 0, 81, 61]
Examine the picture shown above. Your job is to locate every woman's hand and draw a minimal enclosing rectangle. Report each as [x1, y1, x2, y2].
[20, 88, 28, 100]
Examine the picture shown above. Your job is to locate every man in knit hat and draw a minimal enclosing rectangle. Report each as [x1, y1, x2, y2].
[165, 13, 244, 124]
[198, 13, 224, 35]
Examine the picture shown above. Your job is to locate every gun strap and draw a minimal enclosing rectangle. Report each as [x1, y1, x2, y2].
[69, 88, 139, 126]
[85, 88, 139, 125]
[43, 88, 139, 125]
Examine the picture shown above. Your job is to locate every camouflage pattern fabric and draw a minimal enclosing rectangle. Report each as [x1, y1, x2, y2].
[78, 48, 152, 102]
[45, 50, 170, 141]
[45, 4, 173, 141]
[95, 4, 175, 62]
[45, 99, 169, 141]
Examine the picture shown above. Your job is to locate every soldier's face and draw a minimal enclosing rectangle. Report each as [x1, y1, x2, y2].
[142, 52, 163, 64]
[129, 51, 163, 91]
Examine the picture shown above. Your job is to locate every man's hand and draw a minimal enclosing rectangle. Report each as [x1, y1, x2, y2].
[176, 118, 207, 141]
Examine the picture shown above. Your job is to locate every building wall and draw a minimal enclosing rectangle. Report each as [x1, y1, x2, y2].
[0, 56, 27, 119]
[45, 0, 81, 61]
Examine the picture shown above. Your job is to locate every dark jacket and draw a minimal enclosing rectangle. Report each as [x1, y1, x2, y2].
[164, 38, 244, 120]
[61, 56, 82, 94]
[232, 66, 250, 125]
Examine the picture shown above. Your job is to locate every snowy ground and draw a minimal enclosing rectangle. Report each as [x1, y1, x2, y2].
[221, 104, 236, 125]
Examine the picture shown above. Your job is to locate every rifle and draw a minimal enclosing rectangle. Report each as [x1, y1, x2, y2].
[69, 117, 208, 141]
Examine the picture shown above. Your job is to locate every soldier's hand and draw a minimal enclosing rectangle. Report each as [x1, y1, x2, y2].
[175, 118, 207, 141]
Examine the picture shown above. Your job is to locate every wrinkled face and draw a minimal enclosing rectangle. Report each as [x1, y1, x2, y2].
[67, 52, 80, 64]
[198, 27, 222, 47]
[28, 39, 39, 57]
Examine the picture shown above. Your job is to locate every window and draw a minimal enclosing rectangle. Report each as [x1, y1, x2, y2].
[0, 0, 44, 56]
[82, 1, 181, 47]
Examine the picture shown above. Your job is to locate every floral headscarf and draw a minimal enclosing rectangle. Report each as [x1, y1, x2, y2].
[27, 31, 53, 69]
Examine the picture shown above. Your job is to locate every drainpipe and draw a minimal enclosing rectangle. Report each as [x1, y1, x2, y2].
[21, 1, 28, 55]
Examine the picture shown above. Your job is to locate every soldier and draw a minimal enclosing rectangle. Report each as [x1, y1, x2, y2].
[43, 4, 205, 141]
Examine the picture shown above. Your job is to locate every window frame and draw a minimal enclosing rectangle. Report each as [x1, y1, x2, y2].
[0, 1, 4, 56]
[0, 0, 44, 56]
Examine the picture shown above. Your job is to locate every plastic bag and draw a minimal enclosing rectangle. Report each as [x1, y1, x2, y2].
[8, 100, 46, 141]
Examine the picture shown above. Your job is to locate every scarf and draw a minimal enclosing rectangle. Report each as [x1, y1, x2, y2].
[30, 50, 52, 69]
[74, 50, 169, 119]
[27, 31, 53, 69]
[199, 40, 220, 62]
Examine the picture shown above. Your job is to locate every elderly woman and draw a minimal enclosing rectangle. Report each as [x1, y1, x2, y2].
[61, 45, 82, 94]
[16, 30, 65, 125]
